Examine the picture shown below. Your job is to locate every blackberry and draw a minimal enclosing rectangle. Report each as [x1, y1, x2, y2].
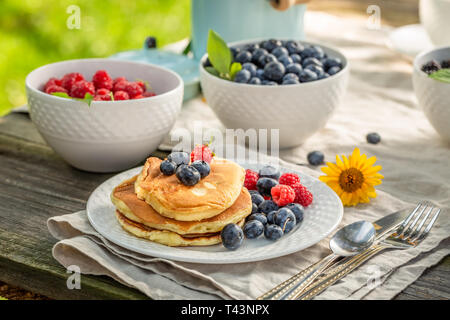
[441, 60, 450, 69]
[421, 60, 441, 75]
[144, 36, 157, 49]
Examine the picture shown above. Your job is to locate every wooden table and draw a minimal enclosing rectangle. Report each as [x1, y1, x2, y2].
[0, 112, 449, 300]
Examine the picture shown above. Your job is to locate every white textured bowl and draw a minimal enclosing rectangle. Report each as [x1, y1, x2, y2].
[26, 59, 183, 172]
[413, 46, 450, 142]
[420, 0, 450, 46]
[199, 40, 349, 148]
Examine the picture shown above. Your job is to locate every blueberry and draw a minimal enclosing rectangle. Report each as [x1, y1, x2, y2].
[266, 210, 276, 224]
[307, 150, 325, 166]
[260, 39, 282, 52]
[235, 51, 252, 64]
[249, 77, 261, 85]
[319, 73, 330, 80]
[285, 40, 303, 54]
[242, 62, 257, 77]
[252, 48, 269, 64]
[251, 203, 259, 214]
[282, 79, 300, 85]
[259, 165, 281, 180]
[160, 160, 177, 175]
[258, 200, 279, 214]
[366, 132, 381, 144]
[230, 47, 241, 58]
[272, 46, 289, 58]
[243, 220, 264, 239]
[323, 57, 342, 71]
[243, 43, 259, 53]
[248, 213, 268, 225]
[167, 151, 189, 166]
[264, 224, 284, 241]
[257, 178, 278, 197]
[286, 63, 303, 77]
[251, 192, 264, 205]
[176, 165, 201, 186]
[144, 36, 157, 49]
[327, 66, 341, 76]
[299, 46, 316, 59]
[298, 69, 318, 82]
[285, 203, 304, 224]
[234, 69, 252, 83]
[262, 80, 278, 86]
[278, 55, 294, 68]
[274, 208, 296, 234]
[305, 64, 325, 78]
[255, 68, 265, 80]
[263, 61, 285, 82]
[190, 160, 210, 178]
[282, 73, 299, 82]
[301, 46, 324, 59]
[311, 45, 325, 59]
[221, 223, 244, 250]
[290, 54, 302, 64]
[302, 57, 323, 68]
[258, 53, 277, 68]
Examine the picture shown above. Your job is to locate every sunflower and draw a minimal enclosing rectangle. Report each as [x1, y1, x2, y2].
[319, 148, 384, 206]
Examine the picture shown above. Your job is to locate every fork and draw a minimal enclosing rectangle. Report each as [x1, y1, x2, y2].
[295, 202, 441, 300]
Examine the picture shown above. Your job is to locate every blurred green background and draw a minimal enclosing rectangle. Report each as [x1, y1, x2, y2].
[0, 0, 190, 116]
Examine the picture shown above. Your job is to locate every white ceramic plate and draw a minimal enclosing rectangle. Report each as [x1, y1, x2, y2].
[86, 162, 343, 264]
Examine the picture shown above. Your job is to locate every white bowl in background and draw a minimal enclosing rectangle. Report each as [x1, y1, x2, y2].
[413, 46, 450, 142]
[26, 58, 183, 172]
[199, 40, 349, 149]
[420, 0, 450, 46]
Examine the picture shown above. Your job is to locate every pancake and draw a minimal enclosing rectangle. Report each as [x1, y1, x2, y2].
[135, 157, 245, 221]
[111, 176, 252, 235]
[116, 210, 245, 247]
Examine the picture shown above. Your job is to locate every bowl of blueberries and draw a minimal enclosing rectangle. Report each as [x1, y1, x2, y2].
[200, 38, 349, 148]
[413, 46, 450, 142]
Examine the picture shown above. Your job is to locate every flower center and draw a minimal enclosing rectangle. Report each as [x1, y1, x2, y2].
[339, 168, 364, 193]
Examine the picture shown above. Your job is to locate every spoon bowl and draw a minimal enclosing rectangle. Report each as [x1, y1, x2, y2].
[330, 220, 376, 256]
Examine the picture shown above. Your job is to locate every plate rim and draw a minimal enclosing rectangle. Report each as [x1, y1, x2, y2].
[86, 162, 343, 264]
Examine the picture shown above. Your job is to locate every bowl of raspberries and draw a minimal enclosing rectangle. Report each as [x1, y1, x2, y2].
[199, 39, 349, 148]
[413, 46, 450, 142]
[25, 58, 184, 172]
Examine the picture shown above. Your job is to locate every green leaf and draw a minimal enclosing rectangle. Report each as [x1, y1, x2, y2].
[205, 66, 220, 77]
[51, 92, 71, 99]
[230, 62, 242, 80]
[207, 29, 232, 75]
[429, 68, 450, 83]
[109, 92, 115, 101]
[81, 92, 94, 107]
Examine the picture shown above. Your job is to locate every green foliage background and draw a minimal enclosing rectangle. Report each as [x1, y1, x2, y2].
[0, 0, 191, 116]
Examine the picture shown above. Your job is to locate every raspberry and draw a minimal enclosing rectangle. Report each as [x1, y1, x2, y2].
[61, 73, 84, 91]
[124, 82, 144, 98]
[92, 70, 113, 90]
[143, 91, 156, 97]
[113, 90, 129, 100]
[69, 81, 95, 98]
[271, 185, 296, 206]
[113, 80, 128, 92]
[96, 88, 110, 96]
[93, 94, 111, 101]
[113, 77, 126, 85]
[132, 94, 144, 99]
[292, 183, 313, 207]
[136, 81, 146, 92]
[263, 196, 271, 200]
[190, 144, 213, 163]
[279, 173, 301, 187]
[244, 169, 259, 190]
[44, 77, 62, 91]
[45, 85, 67, 95]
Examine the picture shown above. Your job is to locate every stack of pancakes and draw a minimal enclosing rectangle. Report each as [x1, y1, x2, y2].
[111, 157, 252, 246]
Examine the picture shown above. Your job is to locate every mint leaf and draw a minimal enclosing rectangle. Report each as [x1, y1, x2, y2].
[230, 62, 242, 80]
[109, 92, 115, 101]
[51, 92, 71, 99]
[429, 68, 450, 83]
[205, 66, 220, 77]
[207, 29, 232, 75]
[81, 93, 94, 107]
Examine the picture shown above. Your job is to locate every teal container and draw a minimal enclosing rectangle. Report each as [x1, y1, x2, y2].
[191, 0, 307, 60]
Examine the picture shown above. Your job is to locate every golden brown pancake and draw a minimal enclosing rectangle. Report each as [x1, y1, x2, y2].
[116, 210, 245, 247]
[135, 157, 245, 221]
[111, 176, 252, 235]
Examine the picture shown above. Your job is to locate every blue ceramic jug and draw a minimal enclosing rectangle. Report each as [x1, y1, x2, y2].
[191, 0, 307, 60]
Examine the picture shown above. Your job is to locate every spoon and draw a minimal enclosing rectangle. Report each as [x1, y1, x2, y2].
[265, 220, 375, 300]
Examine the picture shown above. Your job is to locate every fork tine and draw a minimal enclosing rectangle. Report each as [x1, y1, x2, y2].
[413, 208, 441, 242]
[402, 203, 429, 238]
[396, 202, 424, 236]
[409, 205, 434, 240]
